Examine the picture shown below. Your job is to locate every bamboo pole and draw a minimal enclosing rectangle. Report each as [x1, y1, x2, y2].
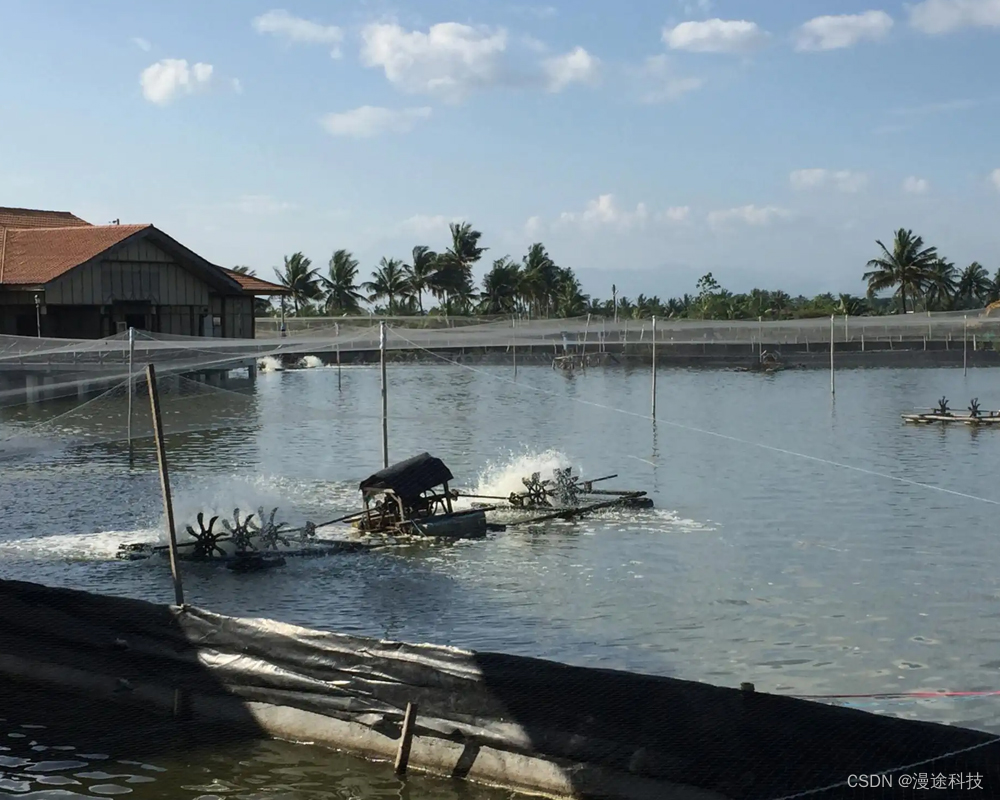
[146, 364, 184, 607]
[380, 321, 388, 469]
[830, 314, 835, 396]
[651, 316, 657, 418]
[964, 315, 968, 376]
[127, 327, 135, 464]
[394, 702, 418, 775]
[335, 322, 342, 391]
[582, 313, 591, 371]
[512, 316, 517, 380]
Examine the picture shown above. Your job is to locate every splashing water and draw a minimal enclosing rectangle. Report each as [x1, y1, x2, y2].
[258, 356, 283, 373]
[300, 355, 323, 369]
[471, 448, 576, 499]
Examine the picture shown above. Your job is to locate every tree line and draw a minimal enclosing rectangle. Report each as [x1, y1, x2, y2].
[236, 225, 999, 321]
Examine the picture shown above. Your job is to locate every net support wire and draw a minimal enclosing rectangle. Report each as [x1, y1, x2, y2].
[388, 330, 1000, 508]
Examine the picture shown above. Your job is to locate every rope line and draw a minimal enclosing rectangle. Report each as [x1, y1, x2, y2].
[767, 735, 1000, 799]
[391, 332, 1000, 507]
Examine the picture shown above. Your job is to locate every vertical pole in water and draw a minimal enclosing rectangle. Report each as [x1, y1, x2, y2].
[335, 322, 342, 391]
[651, 316, 657, 419]
[394, 702, 418, 775]
[512, 315, 517, 381]
[964, 315, 968, 376]
[380, 321, 388, 469]
[127, 327, 135, 464]
[146, 364, 184, 607]
[758, 316, 763, 359]
[582, 313, 591, 369]
[830, 314, 835, 396]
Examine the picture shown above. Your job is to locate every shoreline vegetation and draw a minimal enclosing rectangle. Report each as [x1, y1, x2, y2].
[238, 226, 999, 322]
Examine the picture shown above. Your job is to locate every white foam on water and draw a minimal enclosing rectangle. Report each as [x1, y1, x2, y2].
[258, 356, 283, 373]
[0, 528, 158, 561]
[471, 448, 575, 500]
[299, 355, 323, 369]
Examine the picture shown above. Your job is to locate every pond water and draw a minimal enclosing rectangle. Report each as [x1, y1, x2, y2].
[2, 361, 1000, 798]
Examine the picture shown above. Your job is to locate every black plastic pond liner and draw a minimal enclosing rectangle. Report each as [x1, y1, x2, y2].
[0, 577, 998, 799]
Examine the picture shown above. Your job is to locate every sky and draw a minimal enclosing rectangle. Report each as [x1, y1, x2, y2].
[2, 0, 1000, 302]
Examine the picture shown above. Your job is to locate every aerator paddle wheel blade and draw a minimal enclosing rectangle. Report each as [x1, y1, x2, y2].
[185, 512, 226, 560]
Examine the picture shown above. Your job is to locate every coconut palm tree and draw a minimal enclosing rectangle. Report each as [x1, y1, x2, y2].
[957, 261, 992, 309]
[363, 258, 410, 315]
[446, 222, 487, 280]
[521, 243, 559, 317]
[554, 271, 589, 318]
[863, 229, 938, 314]
[274, 252, 322, 315]
[404, 245, 438, 314]
[923, 259, 958, 311]
[479, 256, 522, 315]
[322, 249, 364, 314]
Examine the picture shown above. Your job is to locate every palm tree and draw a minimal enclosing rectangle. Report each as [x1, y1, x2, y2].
[479, 257, 522, 315]
[323, 249, 364, 314]
[446, 222, 487, 279]
[863, 229, 938, 314]
[837, 293, 866, 316]
[521, 243, 559, 317]
[957, 261, 992, 309]
[924, 259, 958, 311]
[404, 245, 438, 314]
[274, 252, 322, 315]
[363, 258, 410, 315]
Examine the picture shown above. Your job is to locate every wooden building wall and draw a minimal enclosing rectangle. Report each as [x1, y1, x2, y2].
[45, 239, 211, 308]
[2, 236, 255, 339]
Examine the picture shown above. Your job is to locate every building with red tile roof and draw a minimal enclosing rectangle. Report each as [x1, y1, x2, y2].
[0, 207, 287, 338]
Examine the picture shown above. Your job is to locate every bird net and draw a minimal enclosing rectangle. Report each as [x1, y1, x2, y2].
[2, 309, 999, 409]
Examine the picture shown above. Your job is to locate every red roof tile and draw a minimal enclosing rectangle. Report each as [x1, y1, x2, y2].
[0, 207, 91, 230]
[0, 225, 149, 286]
[220, 267, 291, 295]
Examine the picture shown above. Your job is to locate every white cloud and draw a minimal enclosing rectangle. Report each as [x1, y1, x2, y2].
[509, 5, 558, 19]
[658, 206, 692, 224]
[321, 106, 432, 138]
[681, 0, 714, 16]
[140, 59, 213, 105]
[637, 55, 704, 103]
[903, 176, 930, 194]
[252, 9, 344, 57]
[794, 11, 894, 51]
[398, 214, 466, 237]
[707, 205, 790, 226]
[232, 78, 243, 94]
[524, 215, 544, 237]
[909, 0, 1000, 34]
[991, 168, 1000, 191]
[542, 47, 600, 91]
[234, 195, 295, 215]
[132, 37, 152, 52]
[663, 19, 768, 53]
[360, 22, 509, 103]
[789, 168, 868, 193]
[559, 194, 649, 230]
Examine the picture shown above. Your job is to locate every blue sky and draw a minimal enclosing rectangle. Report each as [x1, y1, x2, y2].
[2, 0, 1000, 301]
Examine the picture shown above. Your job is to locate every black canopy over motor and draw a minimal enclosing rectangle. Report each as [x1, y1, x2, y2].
[359, 453, 454, 502]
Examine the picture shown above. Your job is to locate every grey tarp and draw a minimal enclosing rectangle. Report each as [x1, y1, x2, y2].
[1, 578, 999, 799]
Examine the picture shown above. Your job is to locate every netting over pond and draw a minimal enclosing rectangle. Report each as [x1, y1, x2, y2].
[2, 309, 1000, 407]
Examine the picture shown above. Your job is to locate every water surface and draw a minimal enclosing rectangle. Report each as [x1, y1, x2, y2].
[2, 362, 1000, 796]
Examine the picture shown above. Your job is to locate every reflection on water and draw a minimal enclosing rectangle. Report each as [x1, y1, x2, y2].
[3, 363, 1000, 794]
[0, 703, 513, 800]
